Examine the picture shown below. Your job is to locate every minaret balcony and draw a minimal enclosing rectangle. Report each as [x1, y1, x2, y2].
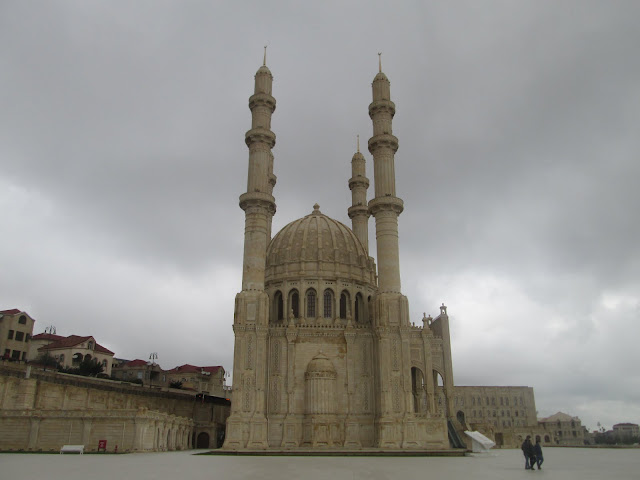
[348, 176, 370, 190]
[245, 128, 276, 148]
[367, 134, 398, 154]
[249, 93, 276, 112]
[368, 196, 404, 216]
[348, 204, 370, 219]
[239, 192, 276, 213]
[368, 99, 396, 117]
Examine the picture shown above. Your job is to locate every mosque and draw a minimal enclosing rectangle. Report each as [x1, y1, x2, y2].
[223, 56, 457, 451]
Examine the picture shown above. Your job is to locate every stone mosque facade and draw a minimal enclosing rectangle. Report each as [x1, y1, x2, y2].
[223, 58, 456, 451]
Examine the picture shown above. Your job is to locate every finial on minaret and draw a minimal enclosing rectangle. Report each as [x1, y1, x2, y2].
[357, 135, 360, 153]
[378, 52, 382, 73]
[263, 45, 267, 66]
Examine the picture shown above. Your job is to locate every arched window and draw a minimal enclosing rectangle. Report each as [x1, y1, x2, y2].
[306, 289, 316, 318]
[290, 290, 299, 318]
[323, 289, 333, 318]
[72, 353, 82, 366]
[88, 341, 94, 350]
[339, 291, 349, 319]
[274, 291, 283, 321]
[355, 293, 364, 323]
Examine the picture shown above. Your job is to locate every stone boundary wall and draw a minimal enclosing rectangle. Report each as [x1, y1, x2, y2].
[0, 365, 230, 452]
[0, 407, 193, 452]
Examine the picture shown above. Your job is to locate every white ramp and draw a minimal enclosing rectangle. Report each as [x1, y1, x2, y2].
[464, 431, 496, 453]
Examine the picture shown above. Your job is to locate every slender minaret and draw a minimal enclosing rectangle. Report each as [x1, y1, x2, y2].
[225, 50, 276, 450]
[368, 54, 404, 294]
[239, 49, 277, 292]
[348, 135, 370, 253]
[368, 55, 414, 449]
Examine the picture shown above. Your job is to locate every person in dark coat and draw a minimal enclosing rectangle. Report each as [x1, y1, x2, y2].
[534, 436, 544, 469]
[521, 436, 536, 470]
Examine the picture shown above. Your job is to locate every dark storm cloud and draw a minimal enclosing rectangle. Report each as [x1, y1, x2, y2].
[1, 1, 639, 430]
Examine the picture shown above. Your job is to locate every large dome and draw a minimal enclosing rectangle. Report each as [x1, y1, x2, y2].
[265, 204, 376, 286]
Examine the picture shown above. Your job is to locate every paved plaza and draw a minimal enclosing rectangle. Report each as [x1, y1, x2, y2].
[1, 448, 637, 480]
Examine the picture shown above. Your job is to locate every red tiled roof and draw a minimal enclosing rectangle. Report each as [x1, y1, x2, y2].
[0, 309, 35, 321]
[37, 335, 114, 355]
[31, 333, 65, 342]
[94, 343, 114, 355]
[167, 364, 223, 374]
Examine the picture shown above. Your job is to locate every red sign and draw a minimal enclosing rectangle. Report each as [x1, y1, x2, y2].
[98, 439, 107, 451]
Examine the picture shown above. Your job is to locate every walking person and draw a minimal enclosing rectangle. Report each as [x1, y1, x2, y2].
[534, 436, 544, 470]
[521, 436, 536, 470]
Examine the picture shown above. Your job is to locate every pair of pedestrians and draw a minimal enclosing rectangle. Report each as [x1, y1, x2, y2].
[521, 435, 544, 470]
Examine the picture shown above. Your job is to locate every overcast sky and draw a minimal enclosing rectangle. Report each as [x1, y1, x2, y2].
[1, 1, 639, 431]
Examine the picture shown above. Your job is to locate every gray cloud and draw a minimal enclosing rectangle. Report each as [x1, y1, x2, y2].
[1, 0, 639, 431]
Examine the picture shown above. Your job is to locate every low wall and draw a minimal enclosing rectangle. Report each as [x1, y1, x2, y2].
[0, 365, 230, 452]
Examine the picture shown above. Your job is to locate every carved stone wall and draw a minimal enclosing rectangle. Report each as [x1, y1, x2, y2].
[0, 366, 229, 452]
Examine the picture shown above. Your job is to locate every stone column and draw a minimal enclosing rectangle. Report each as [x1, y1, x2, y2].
[281, 324, 298, 447]
[421, 316, 436, 413]
[343, 325, 361, 447]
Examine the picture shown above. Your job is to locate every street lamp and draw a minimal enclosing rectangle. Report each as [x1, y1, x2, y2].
[148, 352, 158, 387]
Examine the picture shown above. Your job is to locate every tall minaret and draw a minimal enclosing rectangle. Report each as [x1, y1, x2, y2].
[225, 51, 276, 450]
[239, 51, 277, 292]
[368, 56, 413, 449]
[348, 136, 369, 253]
[368, 54, 404, 294]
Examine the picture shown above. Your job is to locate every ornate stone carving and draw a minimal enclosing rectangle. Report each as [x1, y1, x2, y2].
[246, 336, 253, 370]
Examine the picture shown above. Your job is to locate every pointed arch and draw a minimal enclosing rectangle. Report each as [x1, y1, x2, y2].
[306, 288, 317, 318]
[339, 290, 349, 319]
[355, 293, 364, 323]
[323, 289, 334, 318]
[273, 290, 284, 322]
[289, 289, 299, 318]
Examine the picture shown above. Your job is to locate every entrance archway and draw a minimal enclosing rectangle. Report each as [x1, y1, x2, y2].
[196, 432, 210, 449]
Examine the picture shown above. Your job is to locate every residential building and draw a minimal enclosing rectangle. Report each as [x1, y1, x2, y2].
[111, 359, 166, 386]
[538, 412, 585, 446]
[612, 423, 639, 441]
[28, 333, 115, 376]
[0, 309, 35, 361]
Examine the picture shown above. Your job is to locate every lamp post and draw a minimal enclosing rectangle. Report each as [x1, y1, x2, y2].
[42, 325, 56, 371]
[148, 352, 158, 387]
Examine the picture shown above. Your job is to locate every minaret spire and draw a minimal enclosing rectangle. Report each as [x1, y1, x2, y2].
[348, 135, 370, 253]
[263, 45, 267, 66]
[239, 60, 277, 292]
[368, 58, 403, 294]
[378, 52, 382, 73]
